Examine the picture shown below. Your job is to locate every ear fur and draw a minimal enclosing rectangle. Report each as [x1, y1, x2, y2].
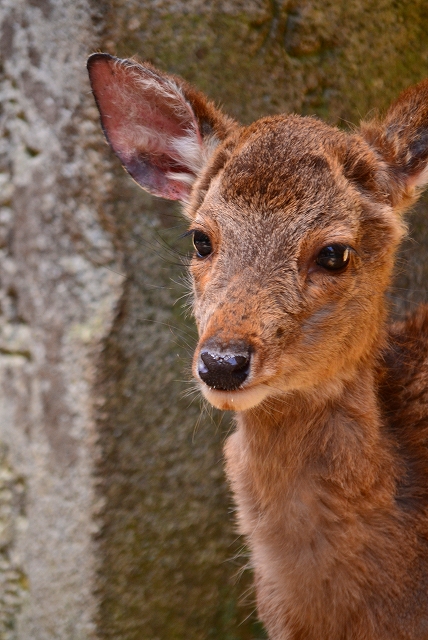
[87, 53, 236, 202]
[359, 78, 428, 212]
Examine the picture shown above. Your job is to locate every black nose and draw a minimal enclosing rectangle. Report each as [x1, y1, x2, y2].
[198, 344, 251, 391]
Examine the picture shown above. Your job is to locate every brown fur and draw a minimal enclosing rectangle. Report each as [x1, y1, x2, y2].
[88, 55, 428, 639]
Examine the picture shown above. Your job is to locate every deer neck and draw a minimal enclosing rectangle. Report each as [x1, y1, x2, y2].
[224, 356, 408, 638]
[226, 361, 399, 535]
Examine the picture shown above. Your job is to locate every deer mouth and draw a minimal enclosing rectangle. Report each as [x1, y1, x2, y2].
[199, 382, 271, 411]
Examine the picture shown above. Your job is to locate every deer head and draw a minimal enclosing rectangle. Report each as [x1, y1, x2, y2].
[88, 54, 428, 412]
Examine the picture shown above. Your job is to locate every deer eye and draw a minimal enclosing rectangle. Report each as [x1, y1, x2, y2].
[193, 231, 212, 258]
[316, 244, 351, 271]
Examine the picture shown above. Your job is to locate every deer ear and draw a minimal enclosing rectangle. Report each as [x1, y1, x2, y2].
[359, 79, 428, 211]
[87, 53, 236, 202]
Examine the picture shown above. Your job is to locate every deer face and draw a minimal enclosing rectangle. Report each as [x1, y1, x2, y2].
[188, 117, 404, 410]
[87, 54, 428, 411]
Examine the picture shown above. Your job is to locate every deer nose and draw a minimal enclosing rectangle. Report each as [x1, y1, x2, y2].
[197, 344, 251, 391]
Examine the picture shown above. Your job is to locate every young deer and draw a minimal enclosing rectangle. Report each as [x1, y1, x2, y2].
[88, 53, 428, 639]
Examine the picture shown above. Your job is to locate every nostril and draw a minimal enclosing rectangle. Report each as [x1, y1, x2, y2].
[200, 352, 249, 373]
[198, 349, 251, 391]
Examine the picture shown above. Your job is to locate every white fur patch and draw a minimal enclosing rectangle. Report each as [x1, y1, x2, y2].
[166, 171, 195, 186]
[411, 161, 428, 189]
[201, 383, 271, 412]
[170, 135, 203, 174]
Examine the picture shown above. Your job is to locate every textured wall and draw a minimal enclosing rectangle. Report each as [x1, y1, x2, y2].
[0, 1, 428, 639]
[0, 1, 122, 637]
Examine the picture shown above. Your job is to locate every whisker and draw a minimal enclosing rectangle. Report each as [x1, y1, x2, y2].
[102, 265, 128, 278]
[134, 316, 196, 342]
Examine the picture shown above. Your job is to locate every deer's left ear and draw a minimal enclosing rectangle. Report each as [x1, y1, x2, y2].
[87, 53, 236, 203]
[359, 79, 428, 212]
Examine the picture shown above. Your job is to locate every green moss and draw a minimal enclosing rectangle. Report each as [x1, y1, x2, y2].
[102, 1, 428, 126]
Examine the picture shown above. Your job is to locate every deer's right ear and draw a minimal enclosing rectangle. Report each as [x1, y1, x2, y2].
[87, 53, 236, 203]
[359, 79, 428, 213]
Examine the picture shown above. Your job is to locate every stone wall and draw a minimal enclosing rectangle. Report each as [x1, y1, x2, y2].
[0, 1, 428, 638]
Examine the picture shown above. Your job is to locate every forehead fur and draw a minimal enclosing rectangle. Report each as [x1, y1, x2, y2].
[192, 114, 405, 257]
[209, 115, 362, 215]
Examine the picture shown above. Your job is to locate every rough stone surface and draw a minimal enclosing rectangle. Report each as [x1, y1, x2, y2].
[0, 0, 122, 638]
[0, 1, 428, 639]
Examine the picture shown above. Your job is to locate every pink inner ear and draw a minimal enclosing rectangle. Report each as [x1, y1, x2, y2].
[88, 55, 202, 200]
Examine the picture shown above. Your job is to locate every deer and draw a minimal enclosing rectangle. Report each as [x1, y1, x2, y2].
[87, 52, 428, 639]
